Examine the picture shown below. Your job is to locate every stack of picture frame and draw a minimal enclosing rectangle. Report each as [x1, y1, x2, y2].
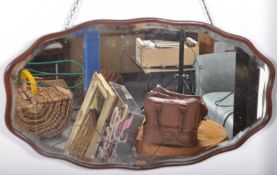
[65, 73, 144, 162]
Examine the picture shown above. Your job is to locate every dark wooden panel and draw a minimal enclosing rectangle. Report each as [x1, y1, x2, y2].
[234, 48, 260, 136]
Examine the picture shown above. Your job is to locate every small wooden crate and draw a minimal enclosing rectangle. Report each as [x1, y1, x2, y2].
[136, 37, 199, 68]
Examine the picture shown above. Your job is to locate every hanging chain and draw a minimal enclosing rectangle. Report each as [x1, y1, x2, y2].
[64, 0, 214, 30]
[65, 0, 82, 30]
[200, 0, 214, 25]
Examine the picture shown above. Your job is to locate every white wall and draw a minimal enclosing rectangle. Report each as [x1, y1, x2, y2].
[0, 0, 276, 174]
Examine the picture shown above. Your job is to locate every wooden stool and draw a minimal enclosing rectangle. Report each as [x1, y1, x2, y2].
[137, 119, 228, 156]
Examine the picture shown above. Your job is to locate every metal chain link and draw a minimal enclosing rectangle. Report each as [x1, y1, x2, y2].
[200, 0, 214, 25]
[64, 0, 214, 29]
[65, 0, 82, 30]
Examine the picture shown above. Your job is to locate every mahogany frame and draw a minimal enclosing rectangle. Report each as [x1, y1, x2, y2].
[4, 18, 275, 169]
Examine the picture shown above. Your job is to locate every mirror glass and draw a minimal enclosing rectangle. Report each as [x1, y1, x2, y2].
[6, 20, 273, 169]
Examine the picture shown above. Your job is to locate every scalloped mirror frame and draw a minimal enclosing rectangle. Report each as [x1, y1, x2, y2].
[4, 18, 275, 169]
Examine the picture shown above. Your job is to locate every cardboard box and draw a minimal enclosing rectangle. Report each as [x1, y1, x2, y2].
[95, 82, 144, 162]
[136, 37, 199, 68]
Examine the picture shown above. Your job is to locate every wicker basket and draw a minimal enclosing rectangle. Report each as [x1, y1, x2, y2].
[15, 72, 73, 138]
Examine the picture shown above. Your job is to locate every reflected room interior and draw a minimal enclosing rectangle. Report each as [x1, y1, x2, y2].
[9, 22, 270, 168]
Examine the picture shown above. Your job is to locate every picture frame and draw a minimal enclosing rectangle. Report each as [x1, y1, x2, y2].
[65, 72, 117, 159]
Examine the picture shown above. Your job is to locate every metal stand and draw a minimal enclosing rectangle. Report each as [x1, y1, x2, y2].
[177, 29, 185, 93]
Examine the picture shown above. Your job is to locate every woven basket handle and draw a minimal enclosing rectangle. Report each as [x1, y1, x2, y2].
[20, 69, 38, 95]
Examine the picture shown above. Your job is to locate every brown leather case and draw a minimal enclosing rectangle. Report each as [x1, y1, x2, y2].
[142, 86, 208, 147]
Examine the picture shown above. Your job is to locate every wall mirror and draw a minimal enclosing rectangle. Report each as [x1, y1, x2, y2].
[4, 19, 275, 169]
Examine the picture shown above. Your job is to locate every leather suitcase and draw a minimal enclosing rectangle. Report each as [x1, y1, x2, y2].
[142, 86, 208, 147]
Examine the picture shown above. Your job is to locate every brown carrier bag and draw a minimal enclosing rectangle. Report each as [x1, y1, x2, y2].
[142, 86, 208, 147]
[15, 70, 73, 138]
